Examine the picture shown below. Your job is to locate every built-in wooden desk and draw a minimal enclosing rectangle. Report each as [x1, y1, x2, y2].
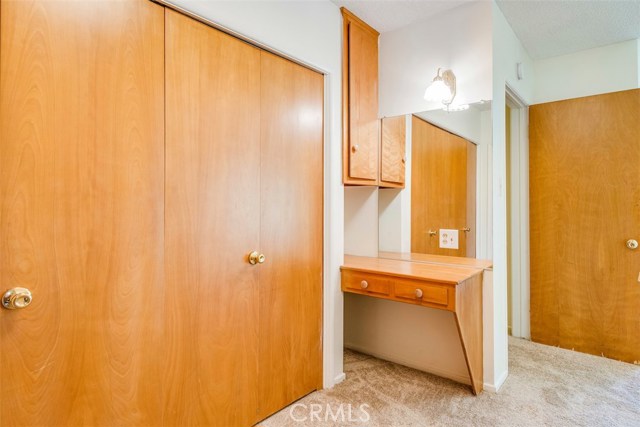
[341, 255, 489, 395]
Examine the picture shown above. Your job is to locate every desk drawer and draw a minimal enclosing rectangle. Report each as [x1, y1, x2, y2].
[342, 271, 392, 296]
[393, 280, 449, 306]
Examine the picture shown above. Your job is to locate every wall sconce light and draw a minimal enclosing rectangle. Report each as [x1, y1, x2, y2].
[424, 68, 456, 108]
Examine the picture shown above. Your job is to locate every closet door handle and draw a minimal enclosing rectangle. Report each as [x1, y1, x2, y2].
[248, 251, 266, 265]
[2, 287, 33, 310]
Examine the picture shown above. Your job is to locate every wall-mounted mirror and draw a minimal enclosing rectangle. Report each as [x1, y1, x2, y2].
[378, 101, 492, 261]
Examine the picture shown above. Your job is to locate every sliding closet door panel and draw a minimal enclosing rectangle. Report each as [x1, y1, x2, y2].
[164, 10, 261, 426]
[258, 51, 323, 420]
[0, 1, 165, 425]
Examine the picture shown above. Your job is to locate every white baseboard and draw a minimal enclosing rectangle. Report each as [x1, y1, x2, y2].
[345, 342, 471, 386]
[484, 369, 509, 393]
[333, 372, 346, 386]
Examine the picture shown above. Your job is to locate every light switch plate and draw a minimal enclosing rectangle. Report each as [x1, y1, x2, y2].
[439, 229, 459, 250]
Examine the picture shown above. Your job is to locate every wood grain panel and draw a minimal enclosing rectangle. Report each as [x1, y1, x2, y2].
[0, 1, 165, 425]
[380, 115, 406, 188]
[164, 10, 261, 426]
[411, 116, 469, 256]
[257, 50, 324, 421]
[342, 255, 483, 285]
[530, 89, 640, 362]
[454, 274, 483, 395]
[529, 101, 561, 347]
[342, 8, 379, 185]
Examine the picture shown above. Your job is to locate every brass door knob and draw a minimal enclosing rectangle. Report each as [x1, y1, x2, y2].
[415, 289, 423, 299]
[626, 239, 638, 250]
[248, 251, 266, 265]
[2, 287, 33, 310]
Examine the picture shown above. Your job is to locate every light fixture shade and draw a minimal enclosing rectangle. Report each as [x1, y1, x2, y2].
[424, 80, 451, 102]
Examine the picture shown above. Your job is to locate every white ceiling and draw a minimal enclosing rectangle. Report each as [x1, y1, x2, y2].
[496, 0, 640, 59]
[330, 0, 474, 33]
[330, 0, 640, 59]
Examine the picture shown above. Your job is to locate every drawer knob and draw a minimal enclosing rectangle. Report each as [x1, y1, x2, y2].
[415, 288, 423, 299]
[360, 280, 369, 289]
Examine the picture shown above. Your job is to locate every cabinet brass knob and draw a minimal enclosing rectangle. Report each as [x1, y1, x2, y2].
[626, 239, 638, 250]
[415, 289, 423, 299]
[428, 230, 437, 237]
[2, 287, 33, 310]
[351, 144, 359, 153]
[360, 280, 369, 289]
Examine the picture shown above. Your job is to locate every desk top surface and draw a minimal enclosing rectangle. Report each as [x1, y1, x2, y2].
[341, 255, 486, 285]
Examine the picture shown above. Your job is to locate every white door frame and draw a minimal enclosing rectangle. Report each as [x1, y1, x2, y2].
[506, 85, 530, 339]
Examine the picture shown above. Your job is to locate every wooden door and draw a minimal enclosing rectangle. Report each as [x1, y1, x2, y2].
[164, 10, 261, 426]
[411, 116, 473, 256]
[257, 51, 324, 420]
[380, 115, 406, 188]
[342, 9, 379, 184]
[530, 89, 640, 362]
[0, 1, 165, 425]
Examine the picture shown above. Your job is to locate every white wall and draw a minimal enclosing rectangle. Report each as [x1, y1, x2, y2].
[533, 39, 640, 104]
[344, 187, 379, 257]
[166, 0, 345, 388]
[379, 1, 493, 117]
[477, 110, 494, 260]
[491, 2, 535, 391]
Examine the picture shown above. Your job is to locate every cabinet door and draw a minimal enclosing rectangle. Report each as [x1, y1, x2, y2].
[345, 17, 379, 184]
[0, 1, 164, 425]
[258, 51, 324, 420]
[380, 115, 406, 187]
[164, 10, 261, 427]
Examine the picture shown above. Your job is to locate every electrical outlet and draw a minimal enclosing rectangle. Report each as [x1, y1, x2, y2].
[439, 229, 459, 250]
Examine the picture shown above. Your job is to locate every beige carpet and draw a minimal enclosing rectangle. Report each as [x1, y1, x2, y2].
[259, 337, 640, 426]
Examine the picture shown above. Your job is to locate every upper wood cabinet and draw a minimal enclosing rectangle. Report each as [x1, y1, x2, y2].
[342, 8, 380, 185]
[380, 115, 406, 188]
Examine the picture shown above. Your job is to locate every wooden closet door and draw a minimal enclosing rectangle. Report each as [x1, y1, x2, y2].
[411, 117, 470, 256]
[0, 1, 165, 425]
[530, 89, 640, 362]
[258, 51, 323, 420]
[164, 10, 261, 426]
